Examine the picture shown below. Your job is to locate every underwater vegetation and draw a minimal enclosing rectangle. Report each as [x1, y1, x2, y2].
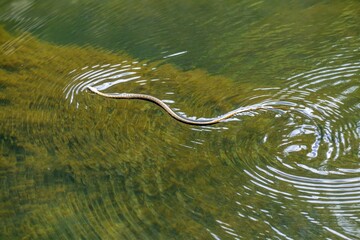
[0, 26, 280, 239]
[0, 0, 359, 237]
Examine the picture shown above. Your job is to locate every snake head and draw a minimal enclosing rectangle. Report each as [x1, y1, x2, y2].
[87, 86, 97, 93]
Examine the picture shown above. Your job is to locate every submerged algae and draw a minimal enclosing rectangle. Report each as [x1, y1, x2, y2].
[0, 0, 359, 238]
[0, 26, 278, 239]
[1, 22, 358, 238]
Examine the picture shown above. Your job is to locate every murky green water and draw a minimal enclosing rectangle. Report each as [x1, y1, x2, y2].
[1, 0, 359, 239]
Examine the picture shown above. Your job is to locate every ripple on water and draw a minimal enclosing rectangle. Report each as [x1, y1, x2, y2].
[64, 61, 148, 105]
[252, 59, 360, 173]
[226, 51, 360, 238]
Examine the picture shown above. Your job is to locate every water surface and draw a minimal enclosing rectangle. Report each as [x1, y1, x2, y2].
[0, 0, 359, 239]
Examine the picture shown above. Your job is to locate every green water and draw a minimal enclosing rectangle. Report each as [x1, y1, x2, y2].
[0, 0, 359, 239]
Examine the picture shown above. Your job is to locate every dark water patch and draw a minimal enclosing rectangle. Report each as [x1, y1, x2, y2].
[0, 63, 20, 73]
[0, 81, 6, 91]
[0, 98, 11, 106]
[0, 134, 28, 163]
[2, 1, 359, 80]
[43, 167, 76, 185]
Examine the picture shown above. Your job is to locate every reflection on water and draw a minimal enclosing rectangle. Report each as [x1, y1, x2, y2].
[64, 61, 146, 105]
[1, 0, 360, 239]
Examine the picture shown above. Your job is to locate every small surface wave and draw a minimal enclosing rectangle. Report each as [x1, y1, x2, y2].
[230, 55, 360, 238]
[64, 61, 148, 105]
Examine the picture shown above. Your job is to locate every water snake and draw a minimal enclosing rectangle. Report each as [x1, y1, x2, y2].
[87, 86, 276, 125]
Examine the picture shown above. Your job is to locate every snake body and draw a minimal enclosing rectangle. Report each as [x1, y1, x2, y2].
[87, 86, 274, 125]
